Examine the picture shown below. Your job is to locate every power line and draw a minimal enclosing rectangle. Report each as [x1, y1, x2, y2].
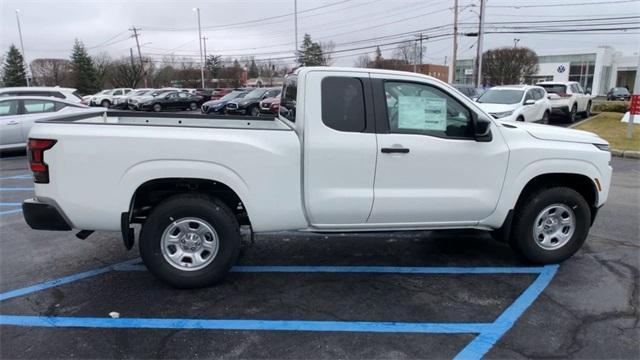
[487, 0, 639, 8]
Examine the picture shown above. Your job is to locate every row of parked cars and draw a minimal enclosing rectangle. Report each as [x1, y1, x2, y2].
[201, 87, 281, 117]
[454, 81, 594, 123]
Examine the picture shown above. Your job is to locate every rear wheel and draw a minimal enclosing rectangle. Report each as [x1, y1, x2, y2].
[583, 101, 592, 118]
[139, 194, 241, 288]
[568, 104, 578, 123]
[516, 116, 525, 122]
[509, 187, 590, 264]
[100, 100, 111, 108]
[189, 102, 198, 111]
[249, 106, 259, 117]
[153, 103, 162, 112]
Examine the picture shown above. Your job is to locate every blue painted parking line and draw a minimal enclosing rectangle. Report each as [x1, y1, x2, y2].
[0, 203, 23, 206]
[0, 174, 32, 180]
[0, 188, 34, 191]
[0, 209, 22, 216]
[0, 260, 558, 360]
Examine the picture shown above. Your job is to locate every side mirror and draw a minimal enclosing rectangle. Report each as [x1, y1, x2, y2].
[471, 97, 478, 102]
[524, 99, 535, 105]
[475, 117, 492, 142]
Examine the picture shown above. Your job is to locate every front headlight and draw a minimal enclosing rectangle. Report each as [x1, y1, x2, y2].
[594, 143, 610, 151]
[491, 110, 514, 119]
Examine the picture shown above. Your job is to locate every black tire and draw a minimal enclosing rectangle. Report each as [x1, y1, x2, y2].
[516, 116, 525, 122]
[139, 194, 241, 288]
[583, 101, 592, 119]
[189, 102, 198, 111]
[153, 103, 162, 112]
[249, 106, 259, 117]
[101, 100, 111, 108]
[509, 187, 591, 264]
[568, 104, 578, 123]
[541, 111, 550, 125]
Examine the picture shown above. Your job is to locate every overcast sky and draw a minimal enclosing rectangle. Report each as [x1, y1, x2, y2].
[1, 0, 639, 68]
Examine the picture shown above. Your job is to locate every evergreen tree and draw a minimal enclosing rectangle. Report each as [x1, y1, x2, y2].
[248, 59, 259, 78]
[373, 46, 384, 68]
[297, 34, 325, 67]
[2, 45, 28, 86]
[70, 39, 100, 95]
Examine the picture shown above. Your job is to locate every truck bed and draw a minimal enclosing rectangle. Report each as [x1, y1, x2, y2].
[38, 110, 292, 131]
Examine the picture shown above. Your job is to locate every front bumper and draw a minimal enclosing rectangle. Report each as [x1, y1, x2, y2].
[550, 105, 570, 115]
[22, 199, 71, 231]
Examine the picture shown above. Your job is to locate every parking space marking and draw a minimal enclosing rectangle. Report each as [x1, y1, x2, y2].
[0, 174, 31, 180]
[0, 203, 23, 206]
[0, 209, 22, 216]
[0, 187, 34, 191]
[0, 259, 558, 360]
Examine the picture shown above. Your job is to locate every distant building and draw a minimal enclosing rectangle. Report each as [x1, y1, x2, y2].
[369, 59, 449, 82]
[454, 46, 637, 96]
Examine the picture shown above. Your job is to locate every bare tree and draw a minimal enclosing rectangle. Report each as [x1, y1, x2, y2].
[392, 41, 424, 65]
[482, 47, 539, 86]
[354, 54, 372, 68]
[92, 51, 112, 88]
[107, 57, 142, 88]
[31, 58, 72, 86]
[320, 41, 335, 66]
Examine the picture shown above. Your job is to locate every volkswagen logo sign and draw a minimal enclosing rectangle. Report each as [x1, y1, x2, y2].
[557, 65, 566, 73]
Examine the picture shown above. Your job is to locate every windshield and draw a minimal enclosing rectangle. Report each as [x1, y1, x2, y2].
[220, 91, 242, 101]
[539, 84, 567, 94]
[130, 89, 151, 96]
[151, 90, 170, 97]
[244, 88, 268, 99]
[612, 87, 630, 95]
[476, 89, 524, 104]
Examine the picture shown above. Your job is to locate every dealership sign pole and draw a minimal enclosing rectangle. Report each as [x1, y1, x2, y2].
[627, 54, 640, 139]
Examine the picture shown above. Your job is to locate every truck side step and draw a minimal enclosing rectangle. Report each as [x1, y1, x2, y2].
[75, 230, 94, 240]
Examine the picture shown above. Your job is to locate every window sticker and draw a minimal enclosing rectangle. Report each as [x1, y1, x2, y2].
[398, 96, 447, 131]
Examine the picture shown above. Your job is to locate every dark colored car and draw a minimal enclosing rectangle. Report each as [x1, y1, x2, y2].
[452, 83, 485, 99]
[607, 87, 631, 101]
[225, 87, 281, 116]
[259, 95, 280, 116]
[201, 90, 249, 114]
[210, 88, 234, 100]
[138, 91, 202, 112]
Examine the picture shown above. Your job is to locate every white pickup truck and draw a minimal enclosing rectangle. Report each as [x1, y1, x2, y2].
[23, 67, 612, 288]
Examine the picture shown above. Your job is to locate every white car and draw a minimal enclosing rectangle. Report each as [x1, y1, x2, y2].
[22, 67, 611, 288]
[0, 86, 82, 103]
[90, 88, 133, 108]
[475, 85, 552, 123]
[538, 81, 593, 123]
[0, 96, 102, 150]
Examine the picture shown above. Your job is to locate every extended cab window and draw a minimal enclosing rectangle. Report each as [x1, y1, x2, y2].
[279, 76, 297, 122]
[321, 77, 366, 132]
[384, 81, 473, 139]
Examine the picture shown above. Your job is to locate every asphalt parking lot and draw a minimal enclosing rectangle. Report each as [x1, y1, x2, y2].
[0, 154, 638, 359]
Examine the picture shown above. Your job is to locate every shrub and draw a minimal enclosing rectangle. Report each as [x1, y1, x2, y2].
[592, 101, 630, 113]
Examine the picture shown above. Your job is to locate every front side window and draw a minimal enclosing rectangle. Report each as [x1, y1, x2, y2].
[23, 99, 56, 114]
[113, 90, 123, 96]
[384, 81, 474, 139]
[0, 100, 19, 116]
[279, 76, 297, 122]
[321, 77, 366, 132]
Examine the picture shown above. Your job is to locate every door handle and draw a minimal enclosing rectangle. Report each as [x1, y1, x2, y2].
[381, 147, 410, 154]
[7, 121, 19, 125]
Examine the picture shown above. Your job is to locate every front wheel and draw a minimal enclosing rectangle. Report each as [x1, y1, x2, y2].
[541, 111, 550, 125]
[101, 100, 111, 108]
[509, 187, 591, 264]
[568, 104, 578, 123]
[583, 101, 592, 118]
[139, 194, 241, 288]
[153, 103, 162, 112]
[249, 106, 259, 117]
[189, 102, 198, 111]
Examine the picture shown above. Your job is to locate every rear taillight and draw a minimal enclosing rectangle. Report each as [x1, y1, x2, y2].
[28, 138, 56, 184]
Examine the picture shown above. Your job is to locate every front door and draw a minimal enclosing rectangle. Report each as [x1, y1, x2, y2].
[368, 75, 510, 226]
[0, 100, 22, 147]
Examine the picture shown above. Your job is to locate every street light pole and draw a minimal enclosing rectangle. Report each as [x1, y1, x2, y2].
[450, 0, 458, 83]
[474, 0, 486, 88]
[15, 9, 30, 86]
[194, 7, 205, 88]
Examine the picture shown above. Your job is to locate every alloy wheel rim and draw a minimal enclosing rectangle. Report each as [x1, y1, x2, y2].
[532, 204, 576, 250]
[160, 217, 219, 271]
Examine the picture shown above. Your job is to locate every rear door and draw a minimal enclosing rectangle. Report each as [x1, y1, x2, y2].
[0, 100, 22, 147]
[368, 74, 509, 225]
[302, 71, 378, 226]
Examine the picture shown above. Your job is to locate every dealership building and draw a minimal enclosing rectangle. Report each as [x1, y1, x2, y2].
[454, 46, 637, 95]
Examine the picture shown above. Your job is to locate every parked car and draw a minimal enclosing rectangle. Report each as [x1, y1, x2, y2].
[128, 89, 172, 110]
[452, 83, 484, 99]
[210, 88, 233, 100]
[606, 87, 631, 101]
[538, 81, 593, 122]
[259, 94, 280, 116]
[89, 88, 133, 107]
[111, 88, 154, 110]
[0, 96, 101, 150]
[0, 86, 82, 103]
[475, 85, 552, 123]
[22, 67, 611, 288]
[226, 87, 281, 116]
[138, 90, 202, 112]
[201, 90, 248, 114]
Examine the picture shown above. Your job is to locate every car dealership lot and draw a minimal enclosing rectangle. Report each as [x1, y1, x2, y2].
[0, 155, 637, 359]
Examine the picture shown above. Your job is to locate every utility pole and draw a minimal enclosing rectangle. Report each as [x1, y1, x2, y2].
[202, 36, 208, 63]
[15, 9, 30, 86]
[451, 0, 458, 83]
[513, 38, 520, 47]
[193, 8, 205, 88]
[413, 40, 418, 73]
[419, 33, 423, 66]
[130, 26, 147, 87]
[627, 52, 640, 139]
[474, 0, 486, 88]
[294, 0, 299, 63]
